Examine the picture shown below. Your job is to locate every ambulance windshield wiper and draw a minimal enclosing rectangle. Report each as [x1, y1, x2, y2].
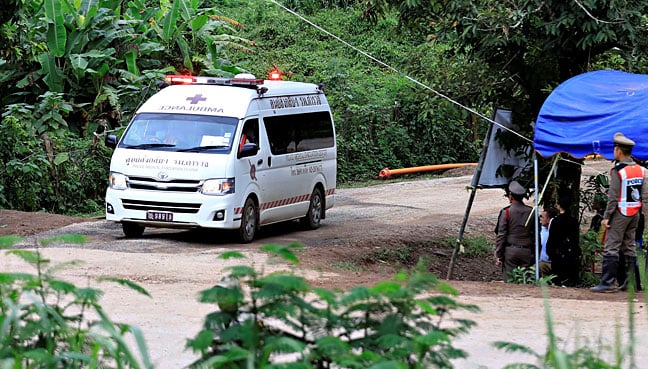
[177, 145, 229, 152]
[123, 143, 176, 149]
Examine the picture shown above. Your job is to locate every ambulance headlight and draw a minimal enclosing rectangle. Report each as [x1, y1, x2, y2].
[202, 178, 235, 195]
[109, 172, 128, 190]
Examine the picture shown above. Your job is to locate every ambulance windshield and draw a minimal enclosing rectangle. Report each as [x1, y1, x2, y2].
[119, 113, 238, 153]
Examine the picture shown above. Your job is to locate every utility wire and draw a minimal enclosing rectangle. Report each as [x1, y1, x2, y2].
[268, 0, 533, 144]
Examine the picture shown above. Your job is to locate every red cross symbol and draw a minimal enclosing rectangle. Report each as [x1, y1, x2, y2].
[187, 94, 207, 104]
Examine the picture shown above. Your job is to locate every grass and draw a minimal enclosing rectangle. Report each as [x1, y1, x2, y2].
[331, 261, 365, 272]
[0, 235, 23, 248]
[40, 234, 88, 246]
[443, 235, 492, 258]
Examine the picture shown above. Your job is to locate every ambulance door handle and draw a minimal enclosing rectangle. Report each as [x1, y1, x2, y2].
[266, 156, 272, 167]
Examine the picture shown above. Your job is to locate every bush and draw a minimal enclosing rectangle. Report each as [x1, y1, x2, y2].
[0, 235, 153, 368]
[187, 243, 480, 368]
[0, 99, 111, 214]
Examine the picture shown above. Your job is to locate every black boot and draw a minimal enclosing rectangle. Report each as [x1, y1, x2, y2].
[591, 255, 619, 293]
[619, 256, 638, 291]
[635, 264, 643, 291]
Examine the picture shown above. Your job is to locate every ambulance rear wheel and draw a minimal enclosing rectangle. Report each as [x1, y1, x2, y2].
[301, 187, 323, 230]
[122, 222, 145, 238]
[239, 198, 257, 243]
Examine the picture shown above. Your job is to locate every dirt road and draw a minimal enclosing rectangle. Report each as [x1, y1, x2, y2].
[2, 160, 648, 368]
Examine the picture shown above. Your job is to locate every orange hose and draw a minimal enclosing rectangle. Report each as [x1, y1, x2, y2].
[379, 163, 477, 179]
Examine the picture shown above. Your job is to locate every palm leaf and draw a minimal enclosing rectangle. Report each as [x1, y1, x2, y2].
[38, 53, 64, 92]
[125, 50, 140, 76]
[177, 0, 193, 22]
[161, 0, 180, 43]
[97, 277, 152, 297]
[44, 0, 67, 57]
[260, 243, 302, 264]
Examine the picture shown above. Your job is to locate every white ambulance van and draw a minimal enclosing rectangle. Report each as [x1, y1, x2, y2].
[104, 74, 336, 242]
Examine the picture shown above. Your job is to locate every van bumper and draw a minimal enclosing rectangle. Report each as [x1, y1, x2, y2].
[105, 189, 241, 230]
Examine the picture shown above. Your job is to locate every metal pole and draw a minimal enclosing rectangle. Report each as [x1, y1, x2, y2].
[447, 117, 495, 279]
[534, 152, 540, 281]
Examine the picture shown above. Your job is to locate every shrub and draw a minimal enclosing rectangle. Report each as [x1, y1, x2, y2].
[507, 266, 537, 285]
[0, 100, 111, 214]
[0, 235, 153, 368]
[187, 243, 479, 368]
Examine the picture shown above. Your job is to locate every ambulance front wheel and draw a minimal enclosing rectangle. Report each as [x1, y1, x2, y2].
[239, 197, 258, 243]
[301, 187, 323, 230]
[122, 222, 145, 238]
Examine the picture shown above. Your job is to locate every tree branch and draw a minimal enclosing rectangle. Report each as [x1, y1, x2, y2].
[572, 0, 624, 24]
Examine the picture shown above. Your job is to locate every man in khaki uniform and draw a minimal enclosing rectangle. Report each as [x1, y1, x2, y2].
[495, 180, 534, 281]
[592, 132, 648, 292]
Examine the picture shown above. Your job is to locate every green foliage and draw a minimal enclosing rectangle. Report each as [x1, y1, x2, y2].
[457, 236, 491, 258]
[579, 172, 609, 225]
[0, 235, 23, 249]
[364, 0, 648, 118]
[5, 0, 646, 211]
[366, 244, 415, 265]
[228, 2, 480, 182]
[40, 234, 88, 246]
[579, 231, 602, 287]
[0, 0, 484, 210]
[0, 238, 153, 368]
[188, 244, 479, 368]
[0, 0, 256, 213]
[0, 101, 112, 213]
[507, 266, 536, 285]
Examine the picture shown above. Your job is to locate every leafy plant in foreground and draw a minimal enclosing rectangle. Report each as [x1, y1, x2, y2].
[507, 266, 537, 285]
[0, 235, 153, 368]
[188, 243, 479, 368]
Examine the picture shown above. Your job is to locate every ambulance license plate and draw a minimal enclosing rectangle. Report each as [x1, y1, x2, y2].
[146, 211, 173, 222]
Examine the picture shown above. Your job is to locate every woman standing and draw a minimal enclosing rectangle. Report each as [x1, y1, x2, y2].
[546, 196, 581, 286]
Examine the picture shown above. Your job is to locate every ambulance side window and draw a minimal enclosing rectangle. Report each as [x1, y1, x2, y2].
[264, 112, 334, 155]
[238, 119, 259, 158]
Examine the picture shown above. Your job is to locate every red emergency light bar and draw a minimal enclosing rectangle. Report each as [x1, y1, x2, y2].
[164, 75, 264, 87]
[230, 78, 265, 85]
[269, 69, 282, 80]
[165, 75, 195, 84]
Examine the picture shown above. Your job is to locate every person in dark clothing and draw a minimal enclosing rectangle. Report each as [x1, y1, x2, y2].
[494, 181, 534, 282]
[546, 196, 581, 286]
[617, 212, 644, 291]
[589, 195, 607, 244]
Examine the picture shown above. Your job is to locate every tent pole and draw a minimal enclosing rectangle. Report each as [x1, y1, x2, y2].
[446, 117, 495, 280]
[534, 152, 539, 281]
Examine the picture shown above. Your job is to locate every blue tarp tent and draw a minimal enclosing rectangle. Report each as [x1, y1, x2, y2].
[534, 70, 648, 160]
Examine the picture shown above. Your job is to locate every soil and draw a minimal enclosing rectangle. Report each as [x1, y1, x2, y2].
[2, 160, 648, 369]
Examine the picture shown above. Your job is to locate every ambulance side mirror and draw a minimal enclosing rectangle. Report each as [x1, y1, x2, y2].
[105, 134, 118, 149]
[238, 143, 259, 158]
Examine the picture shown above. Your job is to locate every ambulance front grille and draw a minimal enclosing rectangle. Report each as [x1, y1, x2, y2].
[121, 199, 201, 213]
[127, 176, 201, 193]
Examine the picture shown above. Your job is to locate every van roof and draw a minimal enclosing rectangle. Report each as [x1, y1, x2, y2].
[137, 79, 326, 118]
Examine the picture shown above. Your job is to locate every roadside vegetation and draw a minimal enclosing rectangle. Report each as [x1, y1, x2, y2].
[0, 235, 153, 368]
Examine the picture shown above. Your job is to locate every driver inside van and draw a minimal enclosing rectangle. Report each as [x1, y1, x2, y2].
[149, 123, 178, 145]
[238, 127, 257, 153]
